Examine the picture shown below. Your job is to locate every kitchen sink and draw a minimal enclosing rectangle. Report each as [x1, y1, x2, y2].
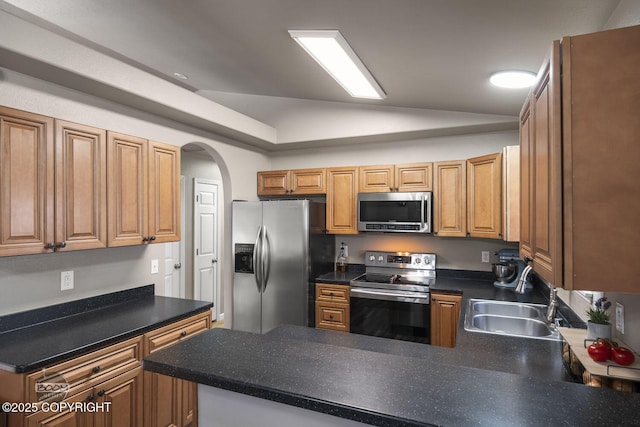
[463, 299, 562, 341]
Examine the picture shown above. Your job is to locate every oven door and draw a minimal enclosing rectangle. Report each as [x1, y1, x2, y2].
[350, 288, 430, 344]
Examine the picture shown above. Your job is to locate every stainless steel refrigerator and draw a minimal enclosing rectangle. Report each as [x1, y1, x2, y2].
[232, 199, 334, 333]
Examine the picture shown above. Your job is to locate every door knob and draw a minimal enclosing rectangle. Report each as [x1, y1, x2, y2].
[174, 263, 182, 269]
[212, 259, 218, 264]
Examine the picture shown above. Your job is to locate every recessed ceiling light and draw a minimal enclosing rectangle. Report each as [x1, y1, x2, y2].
[288, 30, 385, 99]
[489, 71, 536, 89]
[172, 72, 189, 80]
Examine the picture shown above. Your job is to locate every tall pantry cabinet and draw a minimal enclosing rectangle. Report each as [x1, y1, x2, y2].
[520, 24, 640, 293]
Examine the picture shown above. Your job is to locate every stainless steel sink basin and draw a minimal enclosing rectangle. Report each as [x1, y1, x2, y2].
[463, 299, 562, 341]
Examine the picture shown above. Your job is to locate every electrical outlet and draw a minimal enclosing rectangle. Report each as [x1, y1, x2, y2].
[151, 259, 159, 274]
[615, 302, 625, 334]
[61, 271, 74, 291]
[481, 251, 490, 263]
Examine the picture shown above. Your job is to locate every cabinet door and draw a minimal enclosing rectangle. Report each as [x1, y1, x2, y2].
[430, 293, 462, 348]
[107, 132, 148, 247]
[530, 42, 563, 286]
[433, 161, 466, 237]
[326, 167, 358, 234]
[26, 392, 93, 427]
[467, 153, 502, 239]
[395, 162, 432, 192]
[257, 170, 290, 196]
[519, 101, 533, 260]
[148, 141, 180, 243]
[55, 120, 107, 251]
[290, 168, 326, 194]
[94, 367, 143, 427]
[502, 146, 520, 243]
[358, 165, 394, 193]
[180, 379, 197, 427]
[0, 107, 54, 256]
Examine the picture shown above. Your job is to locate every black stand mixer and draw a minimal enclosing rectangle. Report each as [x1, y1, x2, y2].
[492, 248, 532, 291]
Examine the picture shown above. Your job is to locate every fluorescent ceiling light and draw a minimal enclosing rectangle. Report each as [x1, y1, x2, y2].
[490, 71, 536, 89]
[288, 30, 385, 99]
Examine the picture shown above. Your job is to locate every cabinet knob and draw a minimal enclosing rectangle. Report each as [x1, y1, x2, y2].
[86, 394, 95, 402]
[97, 389, 105, 397]
[142, 236, 150, 242]
[45, 242, 55, 250]
[92, 366, 101, 374]
[174, 263, 182, 269]
[329, 315, 334, 320]
[180, 331, 187, 337]
[57, 241, 67, 249]
[150, 235, 156, 241]
[524, 256, 533, 264]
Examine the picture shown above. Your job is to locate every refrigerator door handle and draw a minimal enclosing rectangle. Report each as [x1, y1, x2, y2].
[262, 226, 271, 291]
[253, 226, 263, 292]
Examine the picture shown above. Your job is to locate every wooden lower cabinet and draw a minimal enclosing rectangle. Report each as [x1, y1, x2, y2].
[143, 311, 211, 427]
[315, 283, 350, 332]
[0, 312, 210, 427]
[430, 292, 462, 348]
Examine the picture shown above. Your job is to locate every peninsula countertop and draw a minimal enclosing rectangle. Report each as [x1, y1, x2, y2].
[143, 276, 639, 426]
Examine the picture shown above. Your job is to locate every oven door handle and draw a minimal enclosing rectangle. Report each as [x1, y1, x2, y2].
[350, 288, 430, 304]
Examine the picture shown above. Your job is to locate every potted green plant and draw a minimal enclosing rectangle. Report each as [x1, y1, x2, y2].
[586, 297, 612, 340]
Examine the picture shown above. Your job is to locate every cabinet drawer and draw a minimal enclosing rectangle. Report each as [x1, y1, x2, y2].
[144, 311, 211, 355]
[315, 283, 349, 303]
[315, 302, 349, 332]
[26, 336, 142, 403]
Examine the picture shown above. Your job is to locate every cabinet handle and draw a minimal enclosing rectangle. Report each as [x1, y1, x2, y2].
[524, 256, 533, 264]
[180, 331, 187, 337]
[45, 242, 55, 250]
[142, 236, 150, 242]
[92, 366, 101, 374]
[97, 389, 105, 397]
[86, 394, 95, 402]
[329, 315, 334, 320]
[432, 297, 436, 302]
[150, 235, 156, 241]
[174, 263, 182, 269]
[57, 241, 67, 248]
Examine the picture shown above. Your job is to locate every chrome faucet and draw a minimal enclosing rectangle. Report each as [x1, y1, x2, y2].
[545, 287, 559, 324]
[515, 265, 532, 294]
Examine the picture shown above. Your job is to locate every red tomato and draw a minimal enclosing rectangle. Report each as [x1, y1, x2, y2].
[588, 340, 612, 362]
[612, 347, 635, 366]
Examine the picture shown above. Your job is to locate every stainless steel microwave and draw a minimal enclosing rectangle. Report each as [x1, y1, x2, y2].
[357, 192, 432, 233]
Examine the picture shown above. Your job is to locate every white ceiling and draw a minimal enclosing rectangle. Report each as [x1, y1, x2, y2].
[0, 0, 627, 145]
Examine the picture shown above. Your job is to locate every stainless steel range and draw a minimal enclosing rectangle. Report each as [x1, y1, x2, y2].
[350, 251, 436, 344]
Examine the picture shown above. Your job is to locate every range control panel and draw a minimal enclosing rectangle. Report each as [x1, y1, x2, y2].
[364, 251, 436, 270]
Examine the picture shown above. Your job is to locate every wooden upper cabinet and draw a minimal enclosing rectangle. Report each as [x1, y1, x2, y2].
[467, 152, 502, 239]
[148, 140, 180, 243]
[519, 100, 533, 260]
[326, 167, 358, 234]
[108, 132, 180, 247]
[257, 168, 325, 196]
[502, 146, 520, 243]
[529, 41, 563, 286]
[395, 162, 433, 192]
[55, 120, 107, 251]
[359, 163, 432, 193]
[561, 25, 640, 293]
[433, 161, 466, 237]
[108, 132, 148, 247]
[0, 107, 54, 256]
[359, 164, 394, 192]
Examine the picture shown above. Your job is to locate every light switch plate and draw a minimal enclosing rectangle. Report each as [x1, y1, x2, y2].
[615, 302, 624, 334]
[151, 259, 159, 274]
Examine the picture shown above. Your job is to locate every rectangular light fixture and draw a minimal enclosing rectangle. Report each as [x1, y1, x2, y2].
[288, 30, 386, 99]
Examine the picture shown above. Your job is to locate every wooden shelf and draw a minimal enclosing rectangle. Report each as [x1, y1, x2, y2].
[558, 327, 640, 382]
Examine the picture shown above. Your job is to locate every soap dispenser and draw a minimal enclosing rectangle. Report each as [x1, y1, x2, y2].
[336, 242, 348, 273]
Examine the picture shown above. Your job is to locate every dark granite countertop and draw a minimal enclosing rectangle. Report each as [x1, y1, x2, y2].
[0, 285, 212, 373]
[142, 276, 639, 426]
[143, 326, 640, 426]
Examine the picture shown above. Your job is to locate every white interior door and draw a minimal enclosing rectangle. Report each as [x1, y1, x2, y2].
[164, 177, 186, 298]
[193, 179, 220, 320]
